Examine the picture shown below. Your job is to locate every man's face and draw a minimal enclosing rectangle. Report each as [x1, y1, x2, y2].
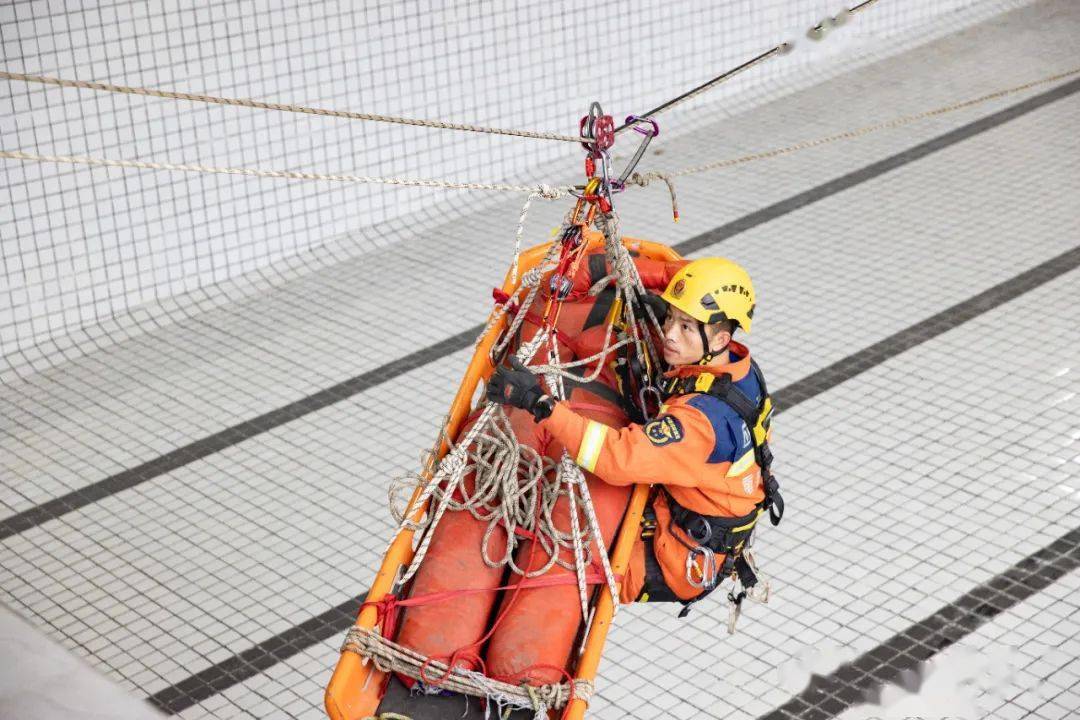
[661, 305, 731, 366]
[662, 305, 706, 365]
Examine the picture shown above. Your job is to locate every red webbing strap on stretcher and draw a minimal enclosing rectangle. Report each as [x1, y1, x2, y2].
[361, 564, 623, 643]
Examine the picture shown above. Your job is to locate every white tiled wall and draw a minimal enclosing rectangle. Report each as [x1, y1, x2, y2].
[1, 0, 1032, 377]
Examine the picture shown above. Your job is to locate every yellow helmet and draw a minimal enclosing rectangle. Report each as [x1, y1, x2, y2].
[660, 257, 756, 333]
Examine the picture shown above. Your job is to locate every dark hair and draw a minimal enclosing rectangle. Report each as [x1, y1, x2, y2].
[708, 318, 736, 337]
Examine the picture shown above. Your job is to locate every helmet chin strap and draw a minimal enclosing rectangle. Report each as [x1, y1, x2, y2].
[696, 321, 728, 365]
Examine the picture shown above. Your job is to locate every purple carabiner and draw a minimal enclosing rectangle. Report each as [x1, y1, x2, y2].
[615, 115, 660, 186]
[624, 115, 659, 138]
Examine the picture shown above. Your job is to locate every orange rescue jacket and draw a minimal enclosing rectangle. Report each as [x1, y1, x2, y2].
[542, 342, 767, 599]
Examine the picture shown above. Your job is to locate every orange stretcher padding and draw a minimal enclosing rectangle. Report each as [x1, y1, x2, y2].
[325, 230, 682, 720]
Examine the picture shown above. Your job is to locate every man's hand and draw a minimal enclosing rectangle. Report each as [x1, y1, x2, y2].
[486, 356, 553, 421]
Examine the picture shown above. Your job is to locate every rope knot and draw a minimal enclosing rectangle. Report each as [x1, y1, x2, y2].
[559, 455, 585, 484]
[436, 448, 468, 481]
[572, 679, 595, 703]
[521, 267, 543, 288]
[535, 183, 564, 200]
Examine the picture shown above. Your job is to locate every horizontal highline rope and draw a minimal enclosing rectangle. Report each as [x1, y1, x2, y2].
[0, 70, 588, 143]
[0, 150, 570, 197]
[4, 75, 1077, 543]
[657, 65, 1080, 178]
[7, 67, 1074, 195]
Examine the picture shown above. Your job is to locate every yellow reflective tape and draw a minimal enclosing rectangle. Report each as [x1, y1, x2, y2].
[731, 508, 765, 533]
[576, 420, 608, 473]
[726, 448, 755, 476]
[694, 373, 715, 392]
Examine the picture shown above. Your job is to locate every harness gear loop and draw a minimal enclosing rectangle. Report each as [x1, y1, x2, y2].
[726, 588, 745, 634]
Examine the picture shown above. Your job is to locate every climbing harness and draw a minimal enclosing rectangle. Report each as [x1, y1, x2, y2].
[664, 360, 785, 527]
[641, 358, 784, 620]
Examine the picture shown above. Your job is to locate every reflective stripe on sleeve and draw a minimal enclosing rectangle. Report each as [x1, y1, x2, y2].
[726, 448, 755, 477]
[576, 420, 609, 473]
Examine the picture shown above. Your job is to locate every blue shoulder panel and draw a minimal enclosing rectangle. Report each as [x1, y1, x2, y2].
[686, 371, 763, 465]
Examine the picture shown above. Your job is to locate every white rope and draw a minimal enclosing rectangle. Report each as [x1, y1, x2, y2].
[394, 331, 552, 584]
[341, 626, 593, 715]
[559, 455, 621, 618]
[9, 66, 1074, 198]
[0, 149, 570, 197]
[562, 456, 590, 623]
[510, 189, 543, 285]
[0, 70, 587, 143]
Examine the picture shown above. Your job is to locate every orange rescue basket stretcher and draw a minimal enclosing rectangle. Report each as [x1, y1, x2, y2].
[325, 231, 682, 720]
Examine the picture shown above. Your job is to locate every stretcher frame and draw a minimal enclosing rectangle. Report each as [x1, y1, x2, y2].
[325, 231, 682, 720]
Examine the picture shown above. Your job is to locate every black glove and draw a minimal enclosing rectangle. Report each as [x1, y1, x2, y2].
[486, 356, 554, 421]
[633, 290, 668, 325]
[639, 293, 665, 325]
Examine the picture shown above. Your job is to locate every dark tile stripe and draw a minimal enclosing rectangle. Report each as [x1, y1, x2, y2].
[0, 326, 483, 541]
[676, 76, 1080, 255]
[145, 594, 365, 715]
[771, 244, 1080, 411]
[141, 244, 1080, 714]
[756, 526, 1080, 720]
[4, 76, 1078, 541]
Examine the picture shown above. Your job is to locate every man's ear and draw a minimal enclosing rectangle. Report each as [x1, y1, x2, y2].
[709, 328, 732, 353]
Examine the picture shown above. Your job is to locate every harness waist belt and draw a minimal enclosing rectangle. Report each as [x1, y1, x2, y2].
[665, 491, 761, 553]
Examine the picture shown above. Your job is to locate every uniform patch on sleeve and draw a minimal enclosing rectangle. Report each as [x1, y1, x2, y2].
[644, 415, 684, 446]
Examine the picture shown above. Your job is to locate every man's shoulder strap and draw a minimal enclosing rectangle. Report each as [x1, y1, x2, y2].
[682, 369, 762, 428]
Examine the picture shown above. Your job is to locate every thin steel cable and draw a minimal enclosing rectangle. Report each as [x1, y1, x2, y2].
[662, 66, 1080, 178]
[0, 70, 587, 143]
[614, 0, 889, 134]
[615, 44, 792, 134]
[0, 150, 569, 197]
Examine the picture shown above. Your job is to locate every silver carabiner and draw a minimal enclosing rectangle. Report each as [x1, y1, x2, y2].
[685, 545, 717, 590]
[638, 384, 663, 422]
